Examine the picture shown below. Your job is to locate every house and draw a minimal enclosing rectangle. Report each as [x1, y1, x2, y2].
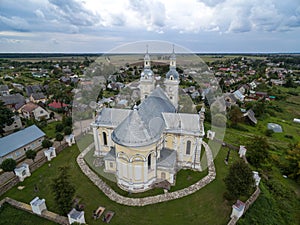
[92, 49, 206, 193]
[0, 125, 45, 163]
[3, 115, 22, 133]
[12, 83, 24, 91]
[21, 102, 50, 121]
[48, 101, 68, 111]
[0, 93, 25, 111]
[270, 79, 286, 86]
[243, 109, 257, 125]
[0, 85, 9, 96]
[233, 90, 245, 102]
[255, 91, 268, 99]
[249, 81, 257, 89]
[25, 85, 43, 96]
[30, 93, 47, 103]
[191, 90, 200, 99]
[224, 93, 238, 108]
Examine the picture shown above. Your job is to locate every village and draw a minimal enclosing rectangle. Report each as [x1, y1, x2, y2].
[0, 53, 299, 225]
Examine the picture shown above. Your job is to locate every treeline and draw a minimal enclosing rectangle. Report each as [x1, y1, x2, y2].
[0, 53, 103, 58]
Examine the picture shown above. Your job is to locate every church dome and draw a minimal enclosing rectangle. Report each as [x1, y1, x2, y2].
[112, 86, 175, 147]
[141, 68, 154, 78]
[166, 68, 179, 80]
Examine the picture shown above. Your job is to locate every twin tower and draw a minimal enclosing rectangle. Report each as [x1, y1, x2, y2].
[139, 46, 180, 109]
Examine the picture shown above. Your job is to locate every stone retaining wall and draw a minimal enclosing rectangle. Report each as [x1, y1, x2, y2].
[227, 187, 261, 225]
[0, 197, 69, 225]
[77, 142, 216, 206]
[0, 176, 20, 197]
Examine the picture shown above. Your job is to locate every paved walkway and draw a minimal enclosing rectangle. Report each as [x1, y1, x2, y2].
[77, 142, 216, 206]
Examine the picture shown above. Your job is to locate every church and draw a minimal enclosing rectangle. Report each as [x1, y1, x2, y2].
[91, 47, 206, 192]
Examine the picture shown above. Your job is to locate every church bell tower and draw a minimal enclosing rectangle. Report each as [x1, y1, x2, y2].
[164, 45, 180, 110]
[139, 45, 155, 102]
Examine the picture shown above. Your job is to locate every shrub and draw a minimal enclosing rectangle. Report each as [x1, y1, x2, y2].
[42, 139, 53, 148]
[0, 158, 17, 172]
[265, 129, 274, 137]
[55, 123, 64, 132]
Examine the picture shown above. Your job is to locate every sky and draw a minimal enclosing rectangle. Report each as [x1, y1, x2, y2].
[0, 0, 299, 53]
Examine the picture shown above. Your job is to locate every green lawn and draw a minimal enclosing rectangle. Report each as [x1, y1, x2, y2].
[1, 139, 237, 225]
[41, 121, 61, 139]
[0, 203, 57, 225]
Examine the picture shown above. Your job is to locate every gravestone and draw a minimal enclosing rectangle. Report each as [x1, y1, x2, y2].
[230, 200, 245, 219]
[44, 147, 56, 161]
[68, 208, 86, 224]
[30, 197, 47, 215]
[206, 130, 215, 140]
[252, 171, 261, 186]
[66, 134, 76, 146]
[14, 163, 31, 182]
[238, 145, 247, 158]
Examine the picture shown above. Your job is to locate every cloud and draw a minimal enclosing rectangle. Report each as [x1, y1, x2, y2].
[34, 9, 45, 19]
[128, 0, 166, 31]
[0, 15, 30, 31]
[199, 0, 225, 7]
[0, 0, 300, 52]
[47, 0, 101, 26]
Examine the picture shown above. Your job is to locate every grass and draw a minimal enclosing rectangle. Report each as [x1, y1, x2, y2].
[41, 121, 61, 139]
[0, 202, 57, 225]
[170, 168, 208, 192]
[1, 139, 237, 225]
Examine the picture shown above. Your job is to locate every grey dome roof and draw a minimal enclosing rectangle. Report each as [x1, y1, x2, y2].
[112, 86, 175, 147]
[166, 68, 179, 80]
[141, 68, 153, 77]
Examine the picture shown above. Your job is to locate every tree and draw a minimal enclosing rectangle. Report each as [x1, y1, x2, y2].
[56, 133, 64, 145]
[63, 116, 72, 127]
[252, 100, 266, 118]
[247, 136, 270, 168]
[0, 158, 17, 172]
[224, 160, 255, 199]
[55, 123, 64, 132]
[25, 150, 37, 162]
[212, 113, 227, 127]
[285, 142, 300, 183]
[228, 106, 243, 127]
[42, 139, 53, 148]
[64, 126, 72, 135]
[51, 166, 75, 215]
[0, 101, 14, 136]
[50, 111, 55, 119]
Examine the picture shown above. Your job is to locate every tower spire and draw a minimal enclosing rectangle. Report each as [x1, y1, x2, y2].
[144, 45, 150, 69]
[170, 44, 176, 69]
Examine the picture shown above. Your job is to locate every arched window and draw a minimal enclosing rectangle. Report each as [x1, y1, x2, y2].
[102, 132, 107, 146]
[186, 140, 191, 155]
[148, 154, 151, 170]
[161, 172, 166, 179]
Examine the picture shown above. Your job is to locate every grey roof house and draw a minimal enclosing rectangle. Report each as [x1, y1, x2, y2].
[0, 93, 25, 110]
[0, 125, 45, 163]
[0, 85, 9, 96]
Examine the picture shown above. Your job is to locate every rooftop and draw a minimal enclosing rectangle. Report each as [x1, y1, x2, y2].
[112, 86, 175, 147]
[0, 125, 45, 157]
